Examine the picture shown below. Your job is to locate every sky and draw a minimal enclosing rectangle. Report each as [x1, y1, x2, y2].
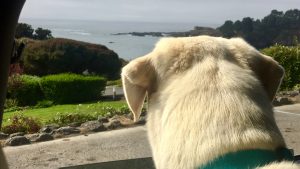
[20, 0, 300, 25]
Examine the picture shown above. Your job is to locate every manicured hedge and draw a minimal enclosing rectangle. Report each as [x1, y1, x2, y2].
[40, 73, 106, 104]
[7, 75, 44, 106]
[262, 45, 300, 90]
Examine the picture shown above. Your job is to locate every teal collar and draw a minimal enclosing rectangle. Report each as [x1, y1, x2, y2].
[199, 148, 294, 169]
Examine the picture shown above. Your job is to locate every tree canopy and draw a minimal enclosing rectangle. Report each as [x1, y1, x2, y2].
[15, 23, 53, 40]
[15, 23, 34, 39]
[34, 28, 53, 40]
[218, 9, 300, 48]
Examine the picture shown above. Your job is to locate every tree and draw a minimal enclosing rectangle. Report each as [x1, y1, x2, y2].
[217, 9, 300, 48]
[217, 20, 235, 37]
[241, 17, 254, 33]
[15, 23, 34, 38]
[33, 28, 53, 40]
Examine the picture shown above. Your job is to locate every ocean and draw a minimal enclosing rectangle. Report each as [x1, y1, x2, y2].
[19, 18, 219, 60]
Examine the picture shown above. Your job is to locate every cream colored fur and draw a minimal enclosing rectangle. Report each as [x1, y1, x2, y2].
[122, 36, 300, 169]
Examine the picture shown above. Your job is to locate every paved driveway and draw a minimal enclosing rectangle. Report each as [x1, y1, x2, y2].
[3, 126, 151, 169]
[2, 104, 300, 169]
[274, 104, 300, 155]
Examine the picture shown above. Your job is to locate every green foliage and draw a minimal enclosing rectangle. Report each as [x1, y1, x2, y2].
[47, 112, 95, 127]
[40, 73, 106, 104]
[106, 79, 122, 87]
[35, 100, 54, 108]
[293, 84, 300, 91]
[7, 75, 44, 106]
[33, 27, 53, 40]
[4, 99, 19, 110]
[218, 20, 235, 38]
[16, 23, 53, 40]
[2, 114, 42, 134]
[15, 23, 34, 39]
[2, 101, 127, 126]
[46, 105, 131, 126]
[262, 45, 300, 90]
[22, 38, 122, 79]
[218, 9, 300, 48]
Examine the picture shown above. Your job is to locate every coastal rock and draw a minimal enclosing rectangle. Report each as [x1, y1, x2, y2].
[113, 26, 221, 38]
[55, 126, 80, 135]
[80, 121, 106, 132]
[9, 132, 25, 138]
[40, 124, 59, 134]
[288, 91, 299, 97]
[0, 132, 9, 139]
[294, 95, 300, 103]
[136, 116, 147, 125]
[125, 113, 133, 119]
[35, 133, 54, 142]
[104, 120, 122, 130]
[98, 116, 109, 123]
[26, 133, 40, 141]
[68, 122, 82, 127]
[273, 97, 292, 106]
[5, 136, 30, 146]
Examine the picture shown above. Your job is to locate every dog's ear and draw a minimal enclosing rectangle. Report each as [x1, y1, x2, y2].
[121, 56, 155, 122]
[248, 54, 284, 101]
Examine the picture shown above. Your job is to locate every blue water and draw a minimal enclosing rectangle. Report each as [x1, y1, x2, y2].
[19, 18, 219, 60]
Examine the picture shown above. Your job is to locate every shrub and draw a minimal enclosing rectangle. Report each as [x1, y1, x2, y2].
[106, 79, 122, 87]
[262, 45, 300, 90]
[293, 84, 300, 91]
[2, 114, 42, 134]
[47, 112, 95, 127]
[40, 73, 106, 104]
[35, 100, 54, 108]
[46, 105, 133, 126]
[7, 75, 44, 106]
[22, 38, 122, 79]
[4, 99, 19, 109]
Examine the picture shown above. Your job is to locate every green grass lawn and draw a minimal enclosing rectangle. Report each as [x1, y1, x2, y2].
[3, 100, 127, 126]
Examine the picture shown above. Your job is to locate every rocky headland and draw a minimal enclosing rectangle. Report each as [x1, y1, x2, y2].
[112, 26, 222, 37]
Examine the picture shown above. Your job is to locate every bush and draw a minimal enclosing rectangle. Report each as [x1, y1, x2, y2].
[7, 75, 44, 106]
[4, 99, 19, 109]
[2, 114, 42, 134]
[22, 38, 122, 79]
[40, 73, 106, 104]
[107, 79, 122, 87]
[47, 112, 95, 127]
[262, 45, 300, 90]
[46, 105, 133, 126]
[293, 84, 300, 91]
[35, 100, 54, 108]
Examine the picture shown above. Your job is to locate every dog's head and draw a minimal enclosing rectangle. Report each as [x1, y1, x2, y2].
[122, 36, 284, 122]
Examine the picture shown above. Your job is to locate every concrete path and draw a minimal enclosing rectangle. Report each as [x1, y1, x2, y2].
[3, 126, 151, 169]
[3, 104, 300, 169]
[274, 104, 300, 155]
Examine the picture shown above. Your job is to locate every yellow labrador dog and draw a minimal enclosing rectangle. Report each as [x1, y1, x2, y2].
[122, 36, 299, 169]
